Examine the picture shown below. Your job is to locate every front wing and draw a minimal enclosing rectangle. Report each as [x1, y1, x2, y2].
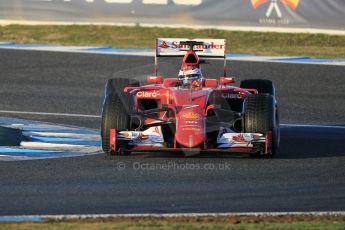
[109, 127, 272, 154]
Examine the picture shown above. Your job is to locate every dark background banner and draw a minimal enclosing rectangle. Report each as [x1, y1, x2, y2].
[1, 0, 344, 30]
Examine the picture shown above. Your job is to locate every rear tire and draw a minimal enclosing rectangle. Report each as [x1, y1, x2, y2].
[101, 91, 135, 155]
[244, 94, 279, 157]
[240, 79, 275, 96]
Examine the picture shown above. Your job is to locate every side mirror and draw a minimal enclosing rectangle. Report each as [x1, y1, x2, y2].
[147, 76, 163, 84]
[220, 77, 235, 85]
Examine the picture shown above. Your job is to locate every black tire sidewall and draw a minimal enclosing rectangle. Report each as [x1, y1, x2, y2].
[101, 93, 117, 154]
[101, 92, 134, 154]
[244, 94, 279, 156]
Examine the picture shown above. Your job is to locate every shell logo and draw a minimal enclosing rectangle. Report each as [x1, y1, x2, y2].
[181, 112, 201, 120]
[251, 0, 300, 10]
[251, 0, 300, 18]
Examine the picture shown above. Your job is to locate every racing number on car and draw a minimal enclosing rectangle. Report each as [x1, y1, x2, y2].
[63, 0, 202, 5]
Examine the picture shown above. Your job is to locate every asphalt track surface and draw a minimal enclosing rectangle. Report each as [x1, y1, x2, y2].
[0, 49, 344, 215]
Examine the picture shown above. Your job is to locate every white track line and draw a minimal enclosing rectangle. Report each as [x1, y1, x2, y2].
[20, 142, 87, 148]
[0, 110, 100, 118]
[39, 211, 345, 218]
[23, 131, 100, 139]
[1, 212, 344, 222]
[281, 124, 345, 129]
[19, 142, 101, 153]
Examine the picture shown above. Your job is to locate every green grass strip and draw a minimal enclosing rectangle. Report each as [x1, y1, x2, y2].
[1, 25, 345, 58]
[1, 215, 345, 230]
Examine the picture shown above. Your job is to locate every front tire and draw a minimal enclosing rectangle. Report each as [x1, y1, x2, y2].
[101, 91, 134, 155]
[244, 93, 279, 157]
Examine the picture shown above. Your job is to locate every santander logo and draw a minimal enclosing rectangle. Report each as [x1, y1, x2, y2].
[159, 41, 170, 49]
[159, 40, 224, 50]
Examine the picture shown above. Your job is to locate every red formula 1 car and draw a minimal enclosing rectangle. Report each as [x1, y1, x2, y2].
[101, 38, 280, 157]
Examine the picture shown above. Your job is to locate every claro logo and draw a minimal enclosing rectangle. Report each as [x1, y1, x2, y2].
[136, 90, 160, 98]
[221, 93, 243, 99]
[56, 0, 202, 5]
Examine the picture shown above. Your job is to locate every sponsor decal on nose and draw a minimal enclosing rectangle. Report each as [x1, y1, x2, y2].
[181, 112, 201, 120]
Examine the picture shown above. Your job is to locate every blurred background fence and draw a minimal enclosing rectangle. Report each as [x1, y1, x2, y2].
[1, 0, 344, 31]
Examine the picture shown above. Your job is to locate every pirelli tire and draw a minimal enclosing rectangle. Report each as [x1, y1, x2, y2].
[101, 91, 134, 156]
[105, 78, 140, 96]
[240, 79, 275, 96]
[243, 93, 279, 157]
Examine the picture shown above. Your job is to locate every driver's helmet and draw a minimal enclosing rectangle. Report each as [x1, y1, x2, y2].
[177, 67, 203, 88]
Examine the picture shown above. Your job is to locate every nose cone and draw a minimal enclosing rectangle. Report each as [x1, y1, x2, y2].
[175, 110, 205, 148]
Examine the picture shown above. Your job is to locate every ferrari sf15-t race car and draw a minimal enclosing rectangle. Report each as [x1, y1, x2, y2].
[101, 38, 280, 157]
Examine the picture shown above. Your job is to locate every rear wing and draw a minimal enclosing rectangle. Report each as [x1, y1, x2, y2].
[154, 38, 227, 76]
[156, 38, 226, 57]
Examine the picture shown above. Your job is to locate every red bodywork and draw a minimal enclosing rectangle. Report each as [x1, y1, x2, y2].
[111, 42, 271, 155]
[124, 83, 257, 150]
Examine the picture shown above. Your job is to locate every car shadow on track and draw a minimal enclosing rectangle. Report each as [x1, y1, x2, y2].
[277, 126, 345, 159]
